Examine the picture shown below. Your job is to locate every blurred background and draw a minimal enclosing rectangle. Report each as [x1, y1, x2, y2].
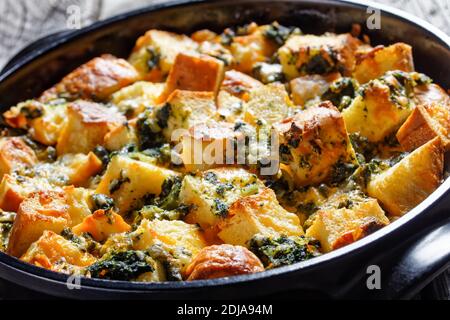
[0, 0, 449, 68]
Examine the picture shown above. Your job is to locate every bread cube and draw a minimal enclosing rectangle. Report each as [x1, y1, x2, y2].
[161, 53, 224, 100]
[305, 198, 389, 252]
[414, 83, 450, 106]
[397, 103, 450, 151]
[3, 101, 67, 146]
[216, 90, 245, 122]
[181, 121, 242, 172]
[274, 101, 357, 187]
[367, 138, 444, 216]
[180, 167, 264, 230]
[95, 155, 180, 214]
[60, 152, 103, 186]
[7, 191, 71, 257]
[0, 175, 59, 212]
[218, 188, 304, 247]
[353, 43, 414, 84]
[128, 30, 198, 81]
[40, 54, 139, 102]
[186, 244, 264, 280]
[221, 70, 263, 101]
[197, 40, 235, 68]
[73, 209, 131, 242]
[133, 219, 206, 254]
[133, 219, 206, 272]
[21, 231, 96, 271]
[162, 90, 216, 141]
[244, 82, 292, 126]
[278, 33, 360, 79]
[0, 137, 37, 178]
[104, 120, 138, 151]
[56, 100, 126, 155]
[229, 28, 277, 74]
[63, 186, 93, 226]
[342, 73, 413, 142]
[111, 81, 165, 118]
[290, 72, 341, 106]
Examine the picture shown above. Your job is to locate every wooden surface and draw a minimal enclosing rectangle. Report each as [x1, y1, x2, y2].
[0, 0, 449, 68]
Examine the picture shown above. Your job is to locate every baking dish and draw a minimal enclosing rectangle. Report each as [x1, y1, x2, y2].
[0, 0, 449, 299]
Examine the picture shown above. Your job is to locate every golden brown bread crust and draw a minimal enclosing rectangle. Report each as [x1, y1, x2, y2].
[40, 54, 139, 102]
[161, 53, 224, 101]
[56, 100, 126, 155]
[414, 83, 450, 106]
[0, 137, 37, 178]
[396, 103, 450, 151]
[353, 43, 414, 84]
[275, 101, 356, 187]
[221, 70, 263, 101]
[186, 244, 264, 280]
[20, 230, 96, 271]
[367, 137, 444, 216]
[7, 191, 70, 257]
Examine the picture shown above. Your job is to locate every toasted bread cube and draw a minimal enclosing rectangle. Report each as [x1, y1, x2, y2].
[197, 40, 235, 68]
[63, 186, 92, 226]
[0, 175, 59, 212]
[218, 188, 304, 247]
[353, 43, 414, 84]
[186, 244, 264, 280]
[22, 152, 102, 187]
[95, 155, 180, 214]
[133, 219, 206, 271]
[216, 90, 245, 122]
[3, 101, 68, 146]
[7, 191, 70, 257]
[305, 198, 389, 252]
[21, 231, 96, 271]
[161, 53, 225, 100]
[367, 138, 444, 216]
[343, 73, 413, 142]
[181, 121, 242, 172]
[0, 137, 37, 178]
[278, 33, 360, 79]
[60, 152, 103, 186]
[229, 29, 277, 74]
[111, 81, 165, 118]
[414, 83, 450, 107]
[244, 82, 292, 126]
[397, 103, 450, 151]
[221, 70, 263, 101]
[180, 167, 264, 230]
[275, 101, 357, 187]
[56, 100, 126, 155]
[73, 209, 131, 242]
[290, 72, 341, 106]
[128, 30, 198, 81]
[162, 90, 216, 141]
[40, 54, 139, 102]
[104, 120, 138, 151]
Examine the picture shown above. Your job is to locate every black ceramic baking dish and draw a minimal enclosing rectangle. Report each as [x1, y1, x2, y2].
[0, 0, 449, 300]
